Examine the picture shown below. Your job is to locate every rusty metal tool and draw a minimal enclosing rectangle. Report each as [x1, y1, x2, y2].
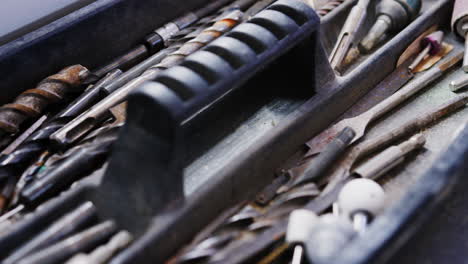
[329, 0, 371, 71]
[452, 0, 468, 72]
[51, 10, 244, 147]
[1, 114, 48, 155]
[91, 0, 235, 78]
[279, 127, 355, 194]
[320, 94, 468, 194]
[3, 202, 97, 264]
[353, 133, 426, 179]
[253, 60, 414, 205]
[306, 51, 463, 156]
[0, 65, 90, 135]
[210, 133, 428, 264]
[65, 230, 133, 264]
[0, 0, 246, 184]
[316, 0, 346, 16]
[175, 233, 238, 263]
[0, 70, 121, 182]
[17, 220, 117, 264]
[0, 70, 122, 209]
[408, 31, 444, 72]
[359, 0, 421, 53]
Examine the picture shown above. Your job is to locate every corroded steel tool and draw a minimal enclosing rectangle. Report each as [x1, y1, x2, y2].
[91, 0, 235, 78]
[329, 0, 371, 71]
[51, 10, 244, 147]
[0, 65, 90, 135]
[359, 0, 421, 53]
[306, 51, 463, 156]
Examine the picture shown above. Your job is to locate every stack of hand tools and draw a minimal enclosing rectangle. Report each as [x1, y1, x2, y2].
[0, 0, 467, 264]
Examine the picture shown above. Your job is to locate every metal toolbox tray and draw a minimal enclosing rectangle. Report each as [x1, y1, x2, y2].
[0, 0, 466, 263]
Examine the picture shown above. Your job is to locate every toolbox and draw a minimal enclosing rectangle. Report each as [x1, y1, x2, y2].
[0, 0, 467, 263]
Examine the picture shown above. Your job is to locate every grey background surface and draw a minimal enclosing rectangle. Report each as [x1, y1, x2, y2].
[0, 0, 95, 45]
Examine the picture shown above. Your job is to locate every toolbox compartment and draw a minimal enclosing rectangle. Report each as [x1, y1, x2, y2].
[0, 0, 466, 263]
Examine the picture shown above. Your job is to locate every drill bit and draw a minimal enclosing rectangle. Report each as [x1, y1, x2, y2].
[359, 0, 422, 53]
[316, 0, 346, 17]
[51, 10, 244, 147]
[65, 230, 133, 264]
[0, 2, 244, 208]
[1, 114, 48, 155]
[0, 70, 121, 182]
[452, 0, 468, 72]
[17, 123, 121, 209]
[329, 0, 371, 71]
[91, 0, 235, 78]
[0, 65, 90, 135]
[17, 220, 117, 264]
[408, 31, 444, 72]
[0, 19, 208, 183]
[3, 202, 97, 264]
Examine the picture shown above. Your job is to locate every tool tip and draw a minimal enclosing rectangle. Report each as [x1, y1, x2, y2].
[463, 65, 468, 73]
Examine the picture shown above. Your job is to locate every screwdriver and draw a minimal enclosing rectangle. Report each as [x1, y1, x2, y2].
[408, 31, 444, 72]
[91, 0, 235, 78]
[329, 0, 372, 71]
[452, 0, 468, 72]
[359, 0, 421, 54]
[50, 9, 245, 147]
